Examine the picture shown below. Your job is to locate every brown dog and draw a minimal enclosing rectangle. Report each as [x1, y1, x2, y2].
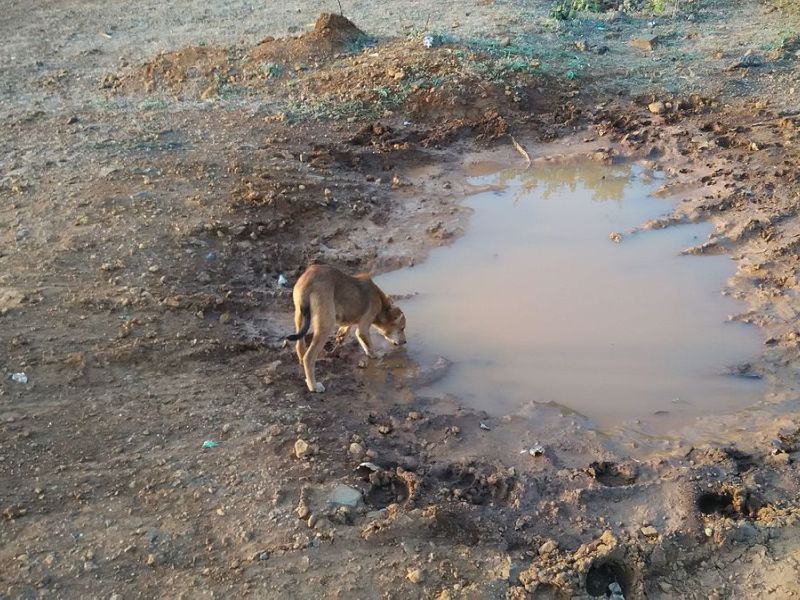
[286, 265, 407, 392]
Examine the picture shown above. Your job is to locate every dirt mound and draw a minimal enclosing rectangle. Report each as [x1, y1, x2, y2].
[118, 45, 236, 98]
[249, 13, 368, 67]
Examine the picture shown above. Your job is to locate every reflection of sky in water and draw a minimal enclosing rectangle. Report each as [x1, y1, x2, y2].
[376, 161, 762, 432]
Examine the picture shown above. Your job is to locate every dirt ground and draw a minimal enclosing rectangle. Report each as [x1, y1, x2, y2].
[2, 0, 800, 598]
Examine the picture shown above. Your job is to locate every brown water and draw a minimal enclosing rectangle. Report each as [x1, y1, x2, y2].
[375, 160, 763, 433]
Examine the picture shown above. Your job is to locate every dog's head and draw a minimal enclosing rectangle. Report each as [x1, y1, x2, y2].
[374, 304, 407, 346]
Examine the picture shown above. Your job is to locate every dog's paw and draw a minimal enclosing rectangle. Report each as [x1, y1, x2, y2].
[311, 382, 325, 393]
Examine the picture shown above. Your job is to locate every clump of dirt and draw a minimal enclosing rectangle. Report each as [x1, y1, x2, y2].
[109, 15, 566, 123]
[249, 13, 369, 67]
[119, 45, 236, 98]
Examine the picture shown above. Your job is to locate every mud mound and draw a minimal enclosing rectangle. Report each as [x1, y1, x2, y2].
[119, 46, 236, 98]
[249, 13, 368, 67]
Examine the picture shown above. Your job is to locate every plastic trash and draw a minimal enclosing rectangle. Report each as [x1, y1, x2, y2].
[480, 422, 491, 431]
[202, 440, 218, 449]
[423, 34, 443, 49]
[277, 274, 289, 287]
[11, 372, 28, 384]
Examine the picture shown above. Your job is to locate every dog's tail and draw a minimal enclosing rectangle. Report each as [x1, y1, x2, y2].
[286, 305, 311, 341]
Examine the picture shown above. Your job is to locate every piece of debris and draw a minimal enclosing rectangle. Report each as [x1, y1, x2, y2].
[609, 232, 622, 243]
[648, 101, 666, 115]
[423, 34, 443, 49]
[11, 372, 28, 384]
[609, 581, 625, 600]
[727, 52, 764, 70]
[356, 461, 381, 475]
[202, 440, 218, 449]
[480, 422, 491, 431]
[521, 444, 545, 457]
[277, 274, 289, 287]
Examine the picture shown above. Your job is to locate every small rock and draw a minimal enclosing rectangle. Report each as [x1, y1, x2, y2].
[294, 439, 314, 459]
[15, 228, 30, 242]
[648, 101, 666, 115]
[641, 525, 659, 538]
[538, 539, 558, 556]
[328, 484, 363, 508]
[406, 568, 423, 584]
[377, 424, 392, 435]
[295, 499, 310, 519]
[222, 423, 231, 434]
[307, 513, 320, 528]
[659, 581, 673, 593]
[609, 232, 623, 243]
[349, 442, 365, 457]
[145, 553, 158, 566]
[500, 37, 512, 48]
[575, 39, 588, 52]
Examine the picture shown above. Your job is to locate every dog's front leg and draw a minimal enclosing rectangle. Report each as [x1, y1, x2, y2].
[355, 322, 376, 359]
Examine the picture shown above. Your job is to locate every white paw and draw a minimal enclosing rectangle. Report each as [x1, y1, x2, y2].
[309, 381, 325, 393]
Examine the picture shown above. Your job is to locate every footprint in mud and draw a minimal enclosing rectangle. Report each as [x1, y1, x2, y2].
[586, 461, 638, 487]
[429, 462, 516, 505]
[356, 464, 417, 509]
[696, 486, 764, 519]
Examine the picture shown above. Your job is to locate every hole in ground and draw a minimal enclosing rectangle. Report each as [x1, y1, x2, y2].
[697, 491, 734, 515]
[585, 561, 628, 598]
[586, 461, 638, 487]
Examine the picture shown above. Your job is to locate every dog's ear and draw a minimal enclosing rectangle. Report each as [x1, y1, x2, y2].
[388, 306, 402, 320]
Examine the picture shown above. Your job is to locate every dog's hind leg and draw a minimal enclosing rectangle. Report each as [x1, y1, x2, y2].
[303, 309, 335, 393]
[294, 309, 308, 365]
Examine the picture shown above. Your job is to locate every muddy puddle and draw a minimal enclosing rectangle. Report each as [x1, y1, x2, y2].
[374, 158, 763, 441]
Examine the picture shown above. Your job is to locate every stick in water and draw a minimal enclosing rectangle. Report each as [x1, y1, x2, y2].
[510, 135, 531, 167]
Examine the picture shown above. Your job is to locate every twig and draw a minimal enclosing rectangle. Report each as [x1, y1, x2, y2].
[510, 135, 531, 168]
[336, 0, 344, 16]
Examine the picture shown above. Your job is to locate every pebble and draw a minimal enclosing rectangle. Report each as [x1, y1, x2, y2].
[406, 568, 423, 584]
[538, 539, 558, 556]
[294, 439, 314, 459]
[648, 101, 666, 115]
[641, 526, 659, 538]
[296, 499, 310, 519]
[348, 442, 365, 457]
[222, 423, 231, 434]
